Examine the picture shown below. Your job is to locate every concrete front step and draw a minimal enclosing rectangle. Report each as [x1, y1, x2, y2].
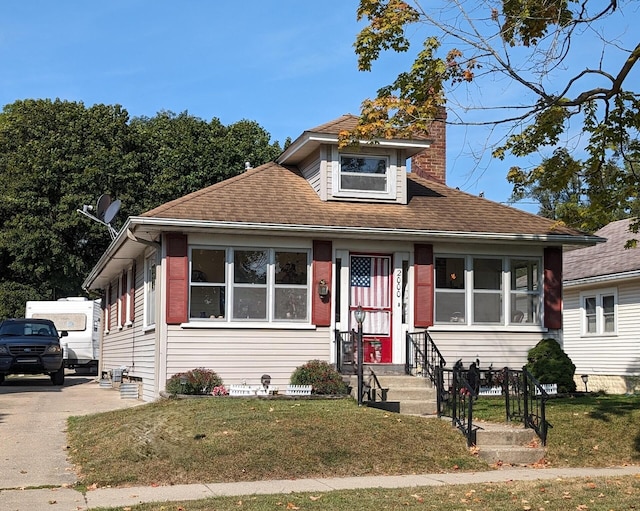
[475, 422, 546, 465]
[348, 374, 437, 415]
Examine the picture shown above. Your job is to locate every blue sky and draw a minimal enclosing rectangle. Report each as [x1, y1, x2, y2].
[1, 1, 638, 213]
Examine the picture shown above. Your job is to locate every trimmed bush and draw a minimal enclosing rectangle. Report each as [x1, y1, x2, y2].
[526, 338, 576, 393]
[166, 368, 224, 395]
[290, 359, 349, 395]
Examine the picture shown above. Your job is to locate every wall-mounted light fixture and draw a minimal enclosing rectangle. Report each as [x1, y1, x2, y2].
[317, 279, 329, 297]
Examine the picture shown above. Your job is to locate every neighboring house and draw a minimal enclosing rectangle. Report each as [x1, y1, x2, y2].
[563, 219, 640, 394]
[83, 114, 600, 402]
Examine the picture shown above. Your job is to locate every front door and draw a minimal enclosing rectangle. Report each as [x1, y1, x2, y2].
[349, 254, 392, 363]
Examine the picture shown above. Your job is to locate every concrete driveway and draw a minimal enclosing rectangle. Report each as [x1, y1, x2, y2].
[0, 372, 141, 490]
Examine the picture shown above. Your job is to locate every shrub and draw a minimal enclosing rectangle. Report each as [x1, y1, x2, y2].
[166, 368, 224, 395]
[290, 359, 349, 395]
[526, 338, 576, 393]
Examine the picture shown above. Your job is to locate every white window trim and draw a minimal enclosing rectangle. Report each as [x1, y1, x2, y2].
[144, 251, 157, 330]
[434, 255, 542, 327]
[188, 246, 311, 325]
[116, 273, 123, 330]
[580, 288, 617, 336]
[332, 152, 397, 200]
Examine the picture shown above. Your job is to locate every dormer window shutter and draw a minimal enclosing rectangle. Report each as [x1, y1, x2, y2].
[166, 233, 188, 325]
[544, 247, 562, 329]
[414, 244, 434, 327]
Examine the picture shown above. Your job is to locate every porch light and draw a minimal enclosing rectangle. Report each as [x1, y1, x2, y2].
[581, 374, 589, 393]
[354, 305, 366, 325]
[317, 279, 329, 297]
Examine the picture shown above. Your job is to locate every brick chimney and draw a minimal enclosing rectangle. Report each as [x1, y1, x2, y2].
[410, 108, 447, 184]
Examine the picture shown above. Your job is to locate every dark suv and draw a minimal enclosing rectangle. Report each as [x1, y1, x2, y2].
[0, 318, 67, 385]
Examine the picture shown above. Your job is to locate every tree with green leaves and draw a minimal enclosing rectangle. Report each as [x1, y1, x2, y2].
[350, 0, 639, 231]
[0, 99, 282, 319]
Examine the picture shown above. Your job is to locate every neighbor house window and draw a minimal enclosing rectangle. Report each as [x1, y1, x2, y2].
[582, 289, 616, 335]
[188, 247, 309, 323]
[144, 252, 157, 328]
[333, 153, 396, 200]
[434, 255, 541, 326]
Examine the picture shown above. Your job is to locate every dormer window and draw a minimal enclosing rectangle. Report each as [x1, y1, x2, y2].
[333, 152, 397, 200]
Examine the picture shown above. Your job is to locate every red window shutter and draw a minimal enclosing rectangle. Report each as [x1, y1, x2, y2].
[414, 244, 434, 327]
[544, 247, 562, 329]
[129, 261, 136, 322]
[166, 233, 188, 325]
[312, 240, 332, 326]
[120, 270, 126, 327]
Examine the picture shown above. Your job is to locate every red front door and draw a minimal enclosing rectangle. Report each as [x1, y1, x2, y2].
[349, 255, 392, 363]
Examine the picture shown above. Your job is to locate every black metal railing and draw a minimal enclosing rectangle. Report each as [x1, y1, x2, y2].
[436, 365, 478, 447]
[335, 329, 356, 374]
[406, 330, 446, 385]
[364, 369, 388, 403]
[502, 367, 551, 445]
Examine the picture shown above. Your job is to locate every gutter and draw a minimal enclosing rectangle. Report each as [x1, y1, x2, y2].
[83, 215, 603, 290]
[564, 269, 640, 288]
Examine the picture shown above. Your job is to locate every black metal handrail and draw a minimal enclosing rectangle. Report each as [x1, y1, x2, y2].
[364, 369, 387, 403]
[501, 366, 551, 445]
[436, 365, 478, 447]
[406, 330, 446, 385]
[334, 329, 356, 374]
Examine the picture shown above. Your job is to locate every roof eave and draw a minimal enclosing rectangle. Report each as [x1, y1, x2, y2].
[276, 131, 432, 166]
[83, 217, 602, 291]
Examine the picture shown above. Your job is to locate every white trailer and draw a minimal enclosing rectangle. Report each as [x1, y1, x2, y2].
[25, 297, 101, 372]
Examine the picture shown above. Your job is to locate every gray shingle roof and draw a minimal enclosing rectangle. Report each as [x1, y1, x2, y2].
[141, 161, 588, 238]
[564, 219, 640, 281]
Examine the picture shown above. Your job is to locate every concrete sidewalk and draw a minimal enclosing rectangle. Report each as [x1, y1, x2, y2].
[2, 465, 639, 511]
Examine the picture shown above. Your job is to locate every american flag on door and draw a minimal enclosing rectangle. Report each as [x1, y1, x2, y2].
[350, 256, 390, 334]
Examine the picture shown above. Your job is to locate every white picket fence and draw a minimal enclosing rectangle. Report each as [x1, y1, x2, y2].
[228, 384, 312, 397]
[478, 383, 557, 396]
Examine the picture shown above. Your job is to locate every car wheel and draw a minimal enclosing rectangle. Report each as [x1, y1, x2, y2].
[51, 367, 65, 386]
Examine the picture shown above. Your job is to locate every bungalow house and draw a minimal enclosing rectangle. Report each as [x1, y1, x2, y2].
[562, 219, 640, 394]
[83, 114, 600, 402]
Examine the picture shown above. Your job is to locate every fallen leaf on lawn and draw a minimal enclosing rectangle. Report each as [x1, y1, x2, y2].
[309, 495, 321, 501]
[286, 502, 300, 510]
[586, 482, 596, 489]
[562, 492, 572, 500]
[592, 445, 598, 450]
[269, 407, 274, 412]
[597, 493, 605, 498]
[410, 494, 424, 502]
[576, 504, 588, 510]
[87, 483, 98, 491]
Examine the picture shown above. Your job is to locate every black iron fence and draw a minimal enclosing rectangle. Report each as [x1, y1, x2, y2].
[436, 366, 478, 446]
[437, 362, 551, 446]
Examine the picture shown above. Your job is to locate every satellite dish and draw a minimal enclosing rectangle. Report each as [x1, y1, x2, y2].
[96, 194, 112, 221]
[103, 199, 121, 224]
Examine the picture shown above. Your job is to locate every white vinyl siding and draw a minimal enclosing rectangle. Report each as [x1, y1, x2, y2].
[165, 326, 330, 390]
[563, 280, 640, 377]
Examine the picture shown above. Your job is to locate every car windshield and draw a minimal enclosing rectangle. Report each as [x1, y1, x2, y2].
[0, 322, 56, 336]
